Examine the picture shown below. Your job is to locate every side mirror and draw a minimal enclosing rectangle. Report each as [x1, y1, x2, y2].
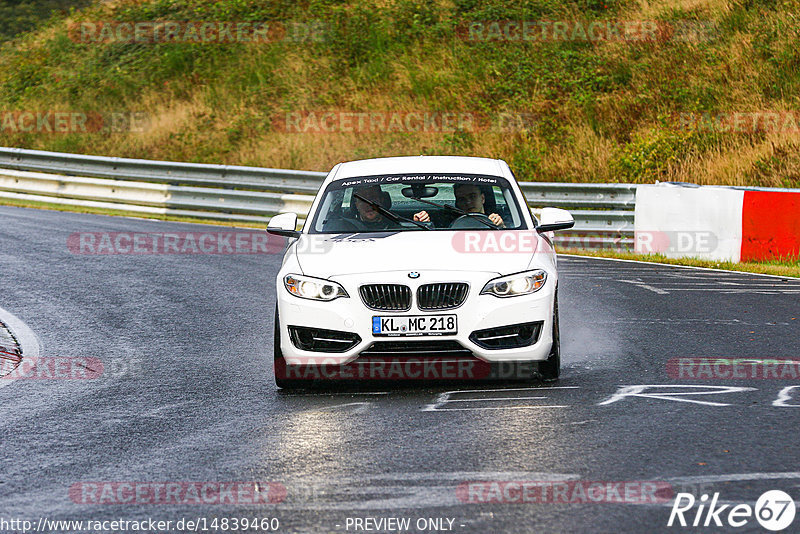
[267, 213, 301, 238]
[537, 207, 575, 233]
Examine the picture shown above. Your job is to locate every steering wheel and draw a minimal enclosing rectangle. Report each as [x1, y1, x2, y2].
[449, 213, 496, 229]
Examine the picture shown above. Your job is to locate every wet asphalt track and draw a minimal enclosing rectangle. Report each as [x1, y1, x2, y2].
[1, 205, 800, 534]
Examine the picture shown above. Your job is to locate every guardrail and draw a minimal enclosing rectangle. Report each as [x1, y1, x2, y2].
[0, 147, 327, 193]
[0, 147, 636, 249]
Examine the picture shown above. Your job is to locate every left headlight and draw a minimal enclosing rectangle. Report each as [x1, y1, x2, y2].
[284, 274, 349, 301]
[480, 270, 547, 298]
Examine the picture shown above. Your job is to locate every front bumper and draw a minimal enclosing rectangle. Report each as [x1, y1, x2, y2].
[277, 270, 555, 365]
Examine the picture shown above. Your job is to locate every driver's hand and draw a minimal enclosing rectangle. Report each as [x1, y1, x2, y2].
[489, 213, 505, 227]
[413, 211, 430, 222]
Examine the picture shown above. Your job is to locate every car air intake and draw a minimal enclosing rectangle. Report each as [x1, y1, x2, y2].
[288, 326, 361, 353]
[359, 284, 412, 311]
[358, 339, 475, 359]
[417, 282, 469, 310]
[469, 321, 543, 350]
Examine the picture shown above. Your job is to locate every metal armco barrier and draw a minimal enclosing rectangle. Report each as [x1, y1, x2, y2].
[0, 147, 636, 249]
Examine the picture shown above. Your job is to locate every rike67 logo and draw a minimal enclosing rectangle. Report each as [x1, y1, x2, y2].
[668, 490, 795, 531]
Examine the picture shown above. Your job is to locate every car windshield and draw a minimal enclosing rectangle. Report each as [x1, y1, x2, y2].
[308, 173, 528, 234]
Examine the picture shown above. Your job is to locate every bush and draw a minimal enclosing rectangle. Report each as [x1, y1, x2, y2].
[0, 0, 89, 41]
[611, 129, 699, 182]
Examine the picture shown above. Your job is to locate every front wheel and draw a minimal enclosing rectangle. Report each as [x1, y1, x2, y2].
[538, 293, 560, 382]
[274, 306, 303, 390]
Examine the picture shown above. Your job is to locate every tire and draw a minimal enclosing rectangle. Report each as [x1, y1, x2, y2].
[273, 306, 303, 390]
[538, 292, 560, 382]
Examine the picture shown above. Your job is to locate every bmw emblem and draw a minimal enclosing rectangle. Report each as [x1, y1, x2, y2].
[408, 272, 420, 279]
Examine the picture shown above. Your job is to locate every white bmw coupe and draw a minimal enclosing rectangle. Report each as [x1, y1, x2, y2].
[267, 156, 575, 388]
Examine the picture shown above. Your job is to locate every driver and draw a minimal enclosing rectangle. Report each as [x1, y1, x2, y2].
[413, 183, 505, 227]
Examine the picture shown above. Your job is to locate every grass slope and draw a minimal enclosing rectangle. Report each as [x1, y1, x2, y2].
[0, 0, 798, 187]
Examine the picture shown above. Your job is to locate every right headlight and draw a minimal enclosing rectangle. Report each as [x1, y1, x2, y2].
[480, 270, 547, 298]
[284, 274, 349, 301]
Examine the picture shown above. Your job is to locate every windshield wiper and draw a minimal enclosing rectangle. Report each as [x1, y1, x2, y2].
[409, 196, 500, 229]
[352, 194, 431, 231]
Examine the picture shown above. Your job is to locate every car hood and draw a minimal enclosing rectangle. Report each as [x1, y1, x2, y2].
[293, 231, 540, 278]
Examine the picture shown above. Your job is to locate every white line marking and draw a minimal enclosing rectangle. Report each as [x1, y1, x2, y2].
[428, 405, 570, 411]
[445, 386, 580, 394]
[598, 385, 758, 407]
[443, 396, 548, 402]
[652, 292, 800, 295]
[0, 306, 40, 390]
[619, 279, 670, 294]
[561, 254, 800, 280]
[278, 471, 582, 510]
[422, 386, 579, 411]
[635, 284, 670, 294]
[667, 472, 800, 484]
[294, 471, 581, 483]
[600, 318, 745, 324]
[659, 284, 800, 288]
[274, 471, 800, 510]
[283, 392, 389, 396]
[774, 386, 800, 407]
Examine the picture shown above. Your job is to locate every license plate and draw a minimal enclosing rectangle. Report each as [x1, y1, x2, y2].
[372, 315, 457, 336]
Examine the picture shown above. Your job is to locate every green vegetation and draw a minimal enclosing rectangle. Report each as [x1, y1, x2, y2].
[0, 0, 798, 188]
[0, 0, 89, 41]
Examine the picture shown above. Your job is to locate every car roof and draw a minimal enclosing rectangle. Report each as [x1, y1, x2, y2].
[327, 156, 509, 182]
